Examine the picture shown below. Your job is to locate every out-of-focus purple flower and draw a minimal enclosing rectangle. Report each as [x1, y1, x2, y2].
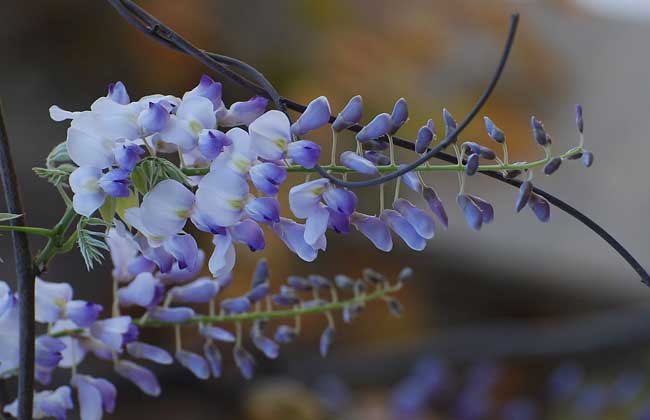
[198, 129, 232, 160]
[287, 140, 321, 168]
[234, 347, 255, 380]
[574, 384, 606, 416]
[390, 358, 448, 419]
[89, 316, 132, 351]
[483, 116, 506, 144]
[287, 275, 311, 291]
[203, 341, 222, 378]
[274, 325, 297, 343]
[249, 162, 287, 196]
[609, 371, 644, 405]
[502, 398, 537, 420]
[176, 350, 210, 380]
[126, 342, 173, 365]
[398, 267, 414, 283]
[200, 326, 235, 343]
[334, 274, 354, 289]
[251, 324, 279, 359]
[547, 362, 583, 401]
[220, 297, 251, 314]
[65, 300, 103, 328]
[72, 374, 117, 420]
[340, 151, 379, 175]
[422, 187, 448, 230]
[356, 113, 392, 143]
[247, 282, 271, 303]
[350, 212, 393, 252]
[389, 98, 408, 134]
[576, 104, 584, 134]
[4, 386, 74, 420]
[332, 95, 363, 132]
[170, 277, 219, 304]
[147, 306, 195, 323]
[320, 326, 335, 357]
[114, 142, 145, 171]
[251, 258, 269, 288]
[291, 96, 331, 136]
[381, 209, 427, 251]
[108, 81, 130, 104]
[342, 302, 363, 323]
[114, 360, 161, 396]
[530, 116, 548, 146]
[218, 96, 268, 127]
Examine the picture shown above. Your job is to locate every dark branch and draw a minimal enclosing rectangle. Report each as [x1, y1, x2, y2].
[104, 1, 648, 283]
[0, 103, 35, 420]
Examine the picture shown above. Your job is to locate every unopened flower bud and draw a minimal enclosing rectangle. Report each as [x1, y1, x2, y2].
[544, 157, 562, 175]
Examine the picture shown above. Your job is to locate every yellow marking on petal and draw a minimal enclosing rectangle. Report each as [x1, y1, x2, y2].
[233, 158, 251, 173]
[228, 199, 244, 210]
[273, 138, 287, 150]
[189, 120, 203, 135]
[175, 209, 192, 219]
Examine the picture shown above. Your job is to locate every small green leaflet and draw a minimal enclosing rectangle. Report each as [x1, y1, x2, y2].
[76, 219, 109, 271]
[0, 213, 22, 222]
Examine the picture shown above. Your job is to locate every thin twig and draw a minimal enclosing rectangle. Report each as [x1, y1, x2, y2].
[0, 102, 34, 420]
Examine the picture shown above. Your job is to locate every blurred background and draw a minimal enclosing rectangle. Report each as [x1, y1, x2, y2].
[1, 0, 650, 418]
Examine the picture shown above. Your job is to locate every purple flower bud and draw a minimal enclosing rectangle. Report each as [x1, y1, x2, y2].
[457, 194, 483, 231]
[350, 212, 393, 252]
[114, 143, 145, 171]
[515, 181, 533, 212]
[233, 347, 255, 380]
[251, 331, 279, 359]
[323, 187, 357, 216]
[415, 125, 434, 154]
[126, 342, 173, 365]
[334, 274, 354, 289]
[381, 209, 427, 251]
[582, 151, 594, 168]
[343, 302, 363, 323]
[443, 108, 458, 143]
[364, 150, 391, 166]
[291, 96, 331, 136]
[576, 104, 584, 134]
[187, 74, 223, 109]
[89, 316, 132, 351]
[461, 141, 496, 160]
[308, 274, 331, 289]
[272, 289, 300, 307]
[249, 162, 287, 196]
[483, 116, 506, 143]
[356, 113, 392, 143]
[544, 157, 562, 175]
[251, 258, 269, 288]
[320, 326, 335, 357]
[247, 282, 270, 303]
[398, 164, 422, 193]
[176, 350, 210, 379]
[287, 275, 312, 291]
[107, 81, 130, 104]
[422, 187, 448, 230]
[220, 297, 251, 314]
[332, 95, 363, 132]
[362, 268, 387, 284]
[398, 267, 413, 283]
[203, 341, 222, 378]
[465, 153, 479, 176]
[287, 140, 321, 168]
[364, 139, 389, 151]
[198, 129, 232, 160]
[303, 298, 328, 309]
[164, 233, 199, 271]
[35, 336, 65, 368]
[389, 98, 409, 134]
[170, 278, 219, 304]
[99, 169, 130, 198]
[528, 193, 550, 223]
[114, 360, 161, 396]
[393, 198, 435, 239]
[469, 195, 494, 224]
[65, 300, 103, 328]
[387, 297, 404, 317]
[138, 101, 170, 133]
[245, 197, 280, 224]
[340, 151, 379, 175]
[531, 116, 548, 146]
[200, 325, 235, 343]
[274, 325, 297, 343]
[219, 96, 268, 126]
[147, 306, 195, 323]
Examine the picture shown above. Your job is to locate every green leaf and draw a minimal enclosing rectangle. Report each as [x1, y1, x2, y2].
[130, 166, 148, 195]
[46, 142, 71, 169]
[99, 197, 116, 224]
[33, 165, 75, 187]
[0, 213, 22, 222]
[76, 221, 109, 271]
[115, 191, 139, 222]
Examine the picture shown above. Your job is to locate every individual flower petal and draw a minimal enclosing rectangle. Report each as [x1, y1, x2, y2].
[544, 157, 562, 175]
[198, 129, 232, 160]
[291, 96, 331, 136]
[194, 168, 249, 229]
[287, 140, 321, 168]
[469, 195, 494, 224]
[208, 233, 236, 278]
[251, 333, 279, 359]
[107, 81, 130, 104]
[65, 300, 103, 328]
[304, 206, 329, 246]
[233, 347, 255, 380]
[582, 151, 594, 167]
[457, 195, 483, 231]
[350, 212, 393, 252]
[4, 386, 74, 420]
[274, 325, 297, 343]
[443, 108, 458, 143]
[72, 375, 117, 420]
[113, 142, 145, 171]
[220, 297, 251, 314]
[176, 350, 210, 380]
[340, 151, 379, 175]
[272, 218, 322, 262]
[183, 74, 223, 109]
[230, 219, 265, 251]
[483, 116, 506, 143]
[393, 198, 435, 239]
[288, 178, 330, 219]
[576, 104, 584, 134]
[389, 98, 409, 134]
[422, 187, 448, 229]
[528, 193, 550, 222]
[245, 197, 280, 224]
[515, 181, 533, 213]
[149, 307, 195, 324]
[531, 116, 548, 146]
[332, 95, 363, 132]
[99, 168, 130, 198]
[415, 125, 435, 154]
[249, 162, 287, 195]
[117, 272, 158, 308]
[203, 341, 222, 378]
[138, 101, 170, 133]
[89, 316, 132, 351]
[327, 208, 351, 233]
[35, 277, 73, 323]
[0, 295, 19, 375]
[218, 96, 268, 127]
[364, 150, 390, 166]
[381, 209, 427, 251]
[323, 187, 357, 216]
[176, 96, 217, 133]
[35, 336, 64, 369]
[126, 342, 173, 365]
[170, 277, 219, 304]
[465, 153, 479, 176]
[114, 360, 161, 397]
[200, 326, 235, 343]
[356, 113, 392, 143]
[320, 326, 335, 357]
[69, 166, 105, 217]
[248, 110, 291, 161]
[164, 233, 199, 271]
[399, 165, 422, 193]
